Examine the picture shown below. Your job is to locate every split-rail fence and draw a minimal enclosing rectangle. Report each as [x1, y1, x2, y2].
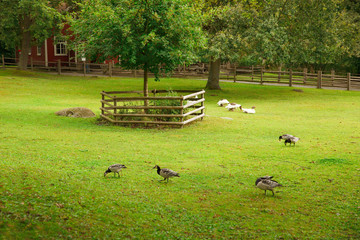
[100, 89, 205, 127]
[2, 56, 360, 91]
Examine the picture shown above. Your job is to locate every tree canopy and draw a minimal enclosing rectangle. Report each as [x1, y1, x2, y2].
[69, 0, 205, 96]
[0, 0, 66, 69]
[200, 0, 360, 89]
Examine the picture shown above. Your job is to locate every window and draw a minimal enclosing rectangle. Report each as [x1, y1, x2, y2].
[54, 37, 67, 56]
[37, 46, 42, 56]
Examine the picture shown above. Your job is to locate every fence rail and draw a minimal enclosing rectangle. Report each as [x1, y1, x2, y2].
[2, 56, 359, 91]
[222, 66, 359, 91]
[100, 89, 205, 127]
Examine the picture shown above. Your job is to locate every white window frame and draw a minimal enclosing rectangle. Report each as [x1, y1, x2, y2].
[54, 37, 67, 56]
[37, 46, 42, 56]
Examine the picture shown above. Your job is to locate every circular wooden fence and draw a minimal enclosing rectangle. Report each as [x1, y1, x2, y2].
[100, 89, 205, 127]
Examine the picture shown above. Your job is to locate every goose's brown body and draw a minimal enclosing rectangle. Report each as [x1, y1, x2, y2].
[153, 165, 180, 182]
[255, 176, 282, 196]
[104, 164, 127, 177]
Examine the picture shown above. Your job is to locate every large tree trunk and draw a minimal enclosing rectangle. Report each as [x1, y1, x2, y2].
[18, 14, 32, 70]
[206, 58, 221, 90]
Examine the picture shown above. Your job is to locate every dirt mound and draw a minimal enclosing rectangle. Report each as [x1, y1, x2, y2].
[55, 107, 96, 118]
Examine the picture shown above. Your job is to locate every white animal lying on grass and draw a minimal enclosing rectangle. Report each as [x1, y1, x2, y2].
[225, 103, 241, 111]
[240, 106, 256, 114]
[217, 99, 230, 107]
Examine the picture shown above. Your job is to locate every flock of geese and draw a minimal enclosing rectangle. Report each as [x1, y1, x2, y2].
[104, 164, 180, 182]
[103, 101, 301, 197]
[217, 99, 256, 114]
[104, 164, 282, 196]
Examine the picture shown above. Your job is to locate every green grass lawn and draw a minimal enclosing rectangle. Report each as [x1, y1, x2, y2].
[0, 69, 359, 239]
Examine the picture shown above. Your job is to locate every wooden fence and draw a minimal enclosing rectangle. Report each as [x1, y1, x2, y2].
[2, 56, 360, 90]
[100, 89, 205, 127]
[221, 66, 360, 90]
[0, 56, 208, 78]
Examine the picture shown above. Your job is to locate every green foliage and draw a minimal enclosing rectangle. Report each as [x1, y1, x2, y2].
[69, 0, 206, 81]
[148, 90, 186, 122]
[0, 69, 360, 239]
[243, 0, 360, 70]
[199, 0, 360, 72]
[0, 0, 63, 49]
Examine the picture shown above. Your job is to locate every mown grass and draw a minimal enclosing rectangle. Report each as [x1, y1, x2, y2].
[0, 69, 359, 239]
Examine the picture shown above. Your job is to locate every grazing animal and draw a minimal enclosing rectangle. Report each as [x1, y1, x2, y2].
[278, 134, 293, 141]
[104, 164, 127, 177]
[255, 176, 282, 196]
[217, 99, 230, 107]
[153, 165, 180, 182]
[225, 103, 241, 111]
[284, 136, 300, 146]
[240, 106, 256, 114]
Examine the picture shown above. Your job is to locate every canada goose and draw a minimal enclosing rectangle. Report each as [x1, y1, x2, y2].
[255, 176, 282, 196]
[285, 136, 300, 146]
[278, 134, 293, 141]
[217, 99, 230, 107]
[104, 164, 127, 177]
[153, 165, 180, 182]
[225, 103, 241, 111]
[240, 106, 256, 114]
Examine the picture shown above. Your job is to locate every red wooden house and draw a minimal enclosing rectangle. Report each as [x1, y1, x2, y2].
[16, 25, 78, 67]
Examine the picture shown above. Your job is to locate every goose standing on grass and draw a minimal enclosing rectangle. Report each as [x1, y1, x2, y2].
[255, 176, 282, 196]
[240, 106, 256, 114]
[225, 103, 241, 111]
[217, 99, 230, 107]
[153, 165, 180, 182]
[285, 136, 300, 146]
[104, 164, 127, 177]
[278, 134, 293, 141]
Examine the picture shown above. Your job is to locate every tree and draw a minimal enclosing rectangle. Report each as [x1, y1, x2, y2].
[69, 0, 205, 97]
[200, 0, 258, 89]
[244, 0, 360, 71]
[0, 0, 64, 70]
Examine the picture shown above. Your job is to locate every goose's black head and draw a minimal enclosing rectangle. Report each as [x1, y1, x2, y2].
[104, 169, 111, 177]
[279, 136, 283, 140]
[255, 177, 264, 186]
[153, 165, 161, 174]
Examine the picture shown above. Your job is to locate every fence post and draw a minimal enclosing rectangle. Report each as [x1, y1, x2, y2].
[331, 70, 335, 86]
[303, 68, 307, 84]
[83, 62, 86, 76]
[109, 61, 112, 77]
[201, 90, 205, 120]
[347, 73, 351, 91]
[101, 91, 105, 116]
[31, 57, 33, 71]
[180, 98, 184, 125]
[260, 67, 263, 85]
[2, 54, 5, 68]
[57, 59, 61, 75]
[289, 69, 293, 87]
[317, 70, 322, 89]
[278, 66, 281, 82]
[113, 97, 117, 122]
